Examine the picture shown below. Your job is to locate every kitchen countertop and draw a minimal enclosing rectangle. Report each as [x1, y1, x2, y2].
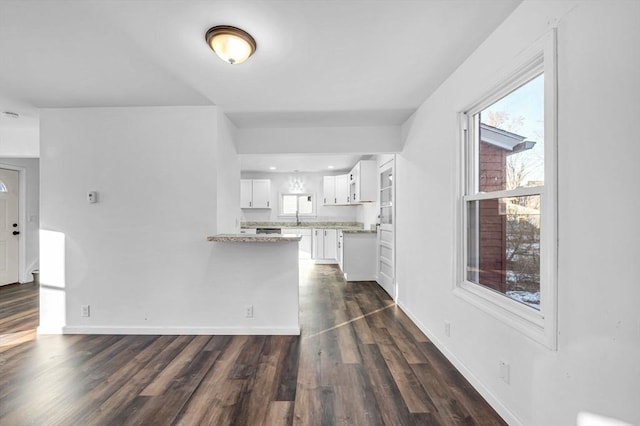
[342, 229, 376, 234]
[241, 221, 365, 230]
[208, 234, 303, 243]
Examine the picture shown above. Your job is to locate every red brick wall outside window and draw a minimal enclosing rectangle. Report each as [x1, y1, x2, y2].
[478, 141, 507, 292]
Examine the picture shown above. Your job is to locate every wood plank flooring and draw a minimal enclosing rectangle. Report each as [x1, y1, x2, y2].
[0, 265, 505, 425]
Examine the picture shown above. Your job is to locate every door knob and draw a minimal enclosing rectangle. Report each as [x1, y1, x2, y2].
[12, 223, 18, 227]
[12, 231, 20, 235]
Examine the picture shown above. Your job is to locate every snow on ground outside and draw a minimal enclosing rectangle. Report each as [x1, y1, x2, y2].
[506, 290, 540, 309]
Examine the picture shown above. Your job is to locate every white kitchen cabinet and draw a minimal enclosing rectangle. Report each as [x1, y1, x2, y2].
[312, 228, 338, 262]
[337, 231, 344, 270]
[282, 228, 312, 259]
[335, 174, 350, 205]
[323, 176, 335, 205]
[312, 229, 323, 259]
[341, 232, 377, 281]
[240, 179, 271, 209]
[324, 229, 337, 260]
[322, 174, 350, 205]
[240, 180, 253, 208]
[348, 160, 377, 203]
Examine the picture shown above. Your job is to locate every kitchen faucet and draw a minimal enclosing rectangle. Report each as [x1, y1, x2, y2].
[295, 210, 301, 226]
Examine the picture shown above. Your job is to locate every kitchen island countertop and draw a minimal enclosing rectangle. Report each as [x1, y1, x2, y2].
[208, 234, 302, 243]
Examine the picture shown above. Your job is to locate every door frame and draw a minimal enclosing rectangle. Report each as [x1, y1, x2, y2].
[377, 155, 396, 300]
[0, 163, 28, 283]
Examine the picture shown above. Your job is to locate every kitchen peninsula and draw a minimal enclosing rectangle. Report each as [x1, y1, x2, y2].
[207, 233, 302, 335]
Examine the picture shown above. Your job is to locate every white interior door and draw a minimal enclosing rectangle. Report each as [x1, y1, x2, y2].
[377, 158, 395, 298]
[0, 168, 19, 286]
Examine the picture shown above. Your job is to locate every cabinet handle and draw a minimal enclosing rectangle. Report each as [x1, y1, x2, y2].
[249, 201, 252, 207]
[314, 230, 317, 236]
[324, 230, 326, 236]
[267, 201, 270, 207]
[334, 197, 337, 203]
[324, 197, 326, 203]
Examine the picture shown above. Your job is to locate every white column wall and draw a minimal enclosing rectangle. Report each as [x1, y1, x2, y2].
[216, 110, 241, 233]
[39, 106, 298, 334]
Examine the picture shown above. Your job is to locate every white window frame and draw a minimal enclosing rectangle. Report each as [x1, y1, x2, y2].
[454, 29, 558, 349]
[279, 192, 317, 218]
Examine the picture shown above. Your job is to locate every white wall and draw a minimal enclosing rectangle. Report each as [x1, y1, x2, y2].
[0, 126, 39, 157]
[236, 125, 401, 154]
[355, 202, 376, 231]
[396, 1, 640, 425]
[216, 110, 241, 233]
[240, 171, 360, 223]
[0, 157, 39, 280]
[39, 106, 298, 335]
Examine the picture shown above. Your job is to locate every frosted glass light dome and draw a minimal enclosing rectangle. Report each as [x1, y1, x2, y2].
[206, 26, 256, 65]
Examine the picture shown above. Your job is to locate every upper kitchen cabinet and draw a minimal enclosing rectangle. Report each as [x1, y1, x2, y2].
[241, 179, 271, 209]
[335, 175, 350, 205]
[349, 160, 377, 203]
[323, 176, 335, 205]
[323, 174, 350, 205]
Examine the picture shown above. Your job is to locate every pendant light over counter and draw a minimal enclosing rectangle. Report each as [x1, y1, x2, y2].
[205, 25, 256, 65]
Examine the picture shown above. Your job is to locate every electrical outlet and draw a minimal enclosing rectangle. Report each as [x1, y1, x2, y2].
[499, 360, 510, 384]
[81, 304, 90, 317]
[245, 305, 253, 318]
[444, 321, 451, 337]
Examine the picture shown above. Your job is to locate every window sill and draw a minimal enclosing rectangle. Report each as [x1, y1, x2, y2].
[453, 281, 554, 349]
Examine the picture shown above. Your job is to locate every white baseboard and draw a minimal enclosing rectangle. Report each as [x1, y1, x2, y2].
[37, 325, 65, 335]
[57, 325, 301, 336]
[396, 300, 522, 426]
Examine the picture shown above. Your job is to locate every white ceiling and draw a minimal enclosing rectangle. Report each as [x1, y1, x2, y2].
[0, 0, 521, 169]
[241, 153, 367, 174]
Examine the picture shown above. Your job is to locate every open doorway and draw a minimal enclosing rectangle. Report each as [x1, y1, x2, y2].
[0, 168, 20, 285]
[0, 160, 39, 287]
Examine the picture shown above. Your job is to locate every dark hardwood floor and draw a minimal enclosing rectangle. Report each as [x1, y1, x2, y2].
[0, 265, 505, 425]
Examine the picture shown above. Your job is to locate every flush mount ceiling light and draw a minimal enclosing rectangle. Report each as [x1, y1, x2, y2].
[206, 25, 256, 65]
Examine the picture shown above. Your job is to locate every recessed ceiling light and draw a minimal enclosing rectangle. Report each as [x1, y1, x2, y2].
[269, 166, 277, 170]
[205, 25, 256, 65]
[328, 165, 335, 169]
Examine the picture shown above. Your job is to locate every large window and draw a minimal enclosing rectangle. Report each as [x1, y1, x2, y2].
[467, 74, 544, 309]
[458, 32, 557, 348]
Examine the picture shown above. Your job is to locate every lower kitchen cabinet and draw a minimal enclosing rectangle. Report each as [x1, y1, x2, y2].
[340, 232, 377, 281]
[312, 228, 338, 262]
[282, 228, 312, 259]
